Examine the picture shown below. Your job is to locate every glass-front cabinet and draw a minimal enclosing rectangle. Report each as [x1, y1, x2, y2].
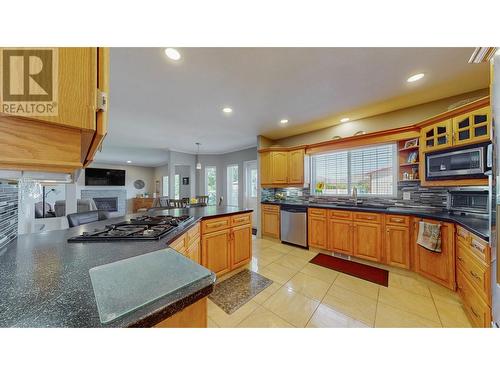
[452, 107, 490, 146]
[421, 106, 490, 152]
[421, 119, 453, 152]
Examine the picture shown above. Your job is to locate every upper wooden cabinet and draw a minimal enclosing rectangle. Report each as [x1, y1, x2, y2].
[421, 119, 453, 152]
[288, 148, 305, 184]
[420, 106, 490, 152]
[270, 151, 288, 184]
[452, 107, 490, 146]
[259, 147, 305, 186]
[0, 47, 109, 173]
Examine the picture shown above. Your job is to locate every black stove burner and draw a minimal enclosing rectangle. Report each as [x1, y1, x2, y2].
[67, 215, 194, 242]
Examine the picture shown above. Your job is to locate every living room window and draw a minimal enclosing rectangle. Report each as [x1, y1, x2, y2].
[311, 143, 397, 197]
[226, 164, 238, 206]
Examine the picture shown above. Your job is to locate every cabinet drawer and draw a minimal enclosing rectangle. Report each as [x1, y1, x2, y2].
[308, 208, 327, 217]
[328, 210, 352, 220]
[456, 226, 471, 245]
[170, 234, 187, 253]
[470, 235, 490, 265]
[385, 214, 409, 227]
[262, 204, 279, 213]
[353, 212, 382, 223]
[456, 243, 490, 304]
[201, 216, 231, 234]
[186, 223, 200, 246]
[457, 269, 491, 328]
[231, 213, 252, 227]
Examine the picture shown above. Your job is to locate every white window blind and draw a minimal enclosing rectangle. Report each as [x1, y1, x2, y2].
[311, 143, 397, 196]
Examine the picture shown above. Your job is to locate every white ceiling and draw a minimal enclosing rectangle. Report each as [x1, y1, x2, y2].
[96, 47, 489, 166]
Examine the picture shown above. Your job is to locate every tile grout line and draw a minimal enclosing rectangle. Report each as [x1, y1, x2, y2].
[428, 288, 444, 328]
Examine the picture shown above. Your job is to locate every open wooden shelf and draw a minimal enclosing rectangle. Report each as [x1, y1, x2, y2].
[398, 145, 419, 152]
[400, 162, 419, 167]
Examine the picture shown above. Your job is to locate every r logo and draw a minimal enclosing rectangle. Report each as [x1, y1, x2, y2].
[0, 48, 58, 116]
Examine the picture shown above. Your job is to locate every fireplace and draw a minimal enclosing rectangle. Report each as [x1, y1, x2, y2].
[81, 189, 126, 216]
[93, 197, 118, 212]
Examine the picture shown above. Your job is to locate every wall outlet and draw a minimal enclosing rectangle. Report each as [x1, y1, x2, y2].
[403, 192, 411, 200]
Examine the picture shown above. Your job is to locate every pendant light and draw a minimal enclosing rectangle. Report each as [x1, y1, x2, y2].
[195, 142, 202, 170]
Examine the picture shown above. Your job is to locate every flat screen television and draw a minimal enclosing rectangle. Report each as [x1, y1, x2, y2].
[85, 168, 126, 186]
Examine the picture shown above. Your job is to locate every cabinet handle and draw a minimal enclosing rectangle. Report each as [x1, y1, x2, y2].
[471, 241, 485, 253]
[391, 218, 403, 223]
[470, 270, 481, 280]
[470, 306, 480, 318]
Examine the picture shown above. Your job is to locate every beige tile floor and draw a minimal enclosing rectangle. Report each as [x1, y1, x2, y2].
[207, 237, 473, 328]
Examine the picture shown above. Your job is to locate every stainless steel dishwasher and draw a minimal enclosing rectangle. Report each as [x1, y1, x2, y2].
[280, 205, 308, 248]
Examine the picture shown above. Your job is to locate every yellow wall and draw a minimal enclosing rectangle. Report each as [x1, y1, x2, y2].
[269, 88, 489, 148]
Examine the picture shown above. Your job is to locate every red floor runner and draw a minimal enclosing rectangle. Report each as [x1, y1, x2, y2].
[310, 253, 389, 287]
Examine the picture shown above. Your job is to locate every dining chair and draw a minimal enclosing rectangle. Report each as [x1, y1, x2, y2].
[170, 199, 188, 208]
[196, 195, 209, 206]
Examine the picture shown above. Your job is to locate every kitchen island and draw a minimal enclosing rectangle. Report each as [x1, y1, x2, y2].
[0, 206, 252, 328]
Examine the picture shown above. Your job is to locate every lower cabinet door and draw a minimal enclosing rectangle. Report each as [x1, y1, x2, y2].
[202, 229, 231, 277]
[308, 216, 327, 249]
[414, 219, 456, 290]
[262, 211, 280, 238]
[231, 224, 252, 269]
[353, 222, 381, 262]
[385, 225, 410, 269]
[186, 237, 201, 264]
[327, 219, 353, 255]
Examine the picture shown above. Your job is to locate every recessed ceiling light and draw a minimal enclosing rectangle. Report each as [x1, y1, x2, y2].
[126, 160, 132, 163]
[222, 107, 233, 114]
[340, 118, 350, 123]
[164, 48, 181, 61]
[407, 73, 425, 82]
[280, 119, 289, 124]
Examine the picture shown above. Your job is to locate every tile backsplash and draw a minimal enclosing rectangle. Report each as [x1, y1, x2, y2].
[0, 181, 18, 249]
[262, 181, 453, 208]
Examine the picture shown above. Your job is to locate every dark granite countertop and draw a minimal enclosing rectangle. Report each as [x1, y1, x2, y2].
[262, 200, 489, 241]
[0, 206, 252, 328]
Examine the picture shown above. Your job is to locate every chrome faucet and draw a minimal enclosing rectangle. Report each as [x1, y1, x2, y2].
[352, 186, 358, 206]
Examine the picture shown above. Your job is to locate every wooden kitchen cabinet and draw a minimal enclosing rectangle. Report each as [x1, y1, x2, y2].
[327, 218, 353, 255]
[413, 219, 455, 290]
[231, 223, 252, 269]
[452, 107, 490, 146]
[261, 204, 280, 239]
[288, 148, 305, 184]
[270, 151, 289, 184]
[169, 222, 201, 264]
[308, 208, 327, 249]
[201, 213, 253, 277]
[259, 147, 305, 186]
[0, 47, 109, 173]
[420, 119, 453, 152]
[260, 151, 271, 185]
[385, 225, 410, 269]
[202, 228, 232, 276]
[353, 221, 382, 262]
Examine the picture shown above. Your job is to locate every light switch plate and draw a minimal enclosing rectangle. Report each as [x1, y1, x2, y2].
[403, 192, 411, 200]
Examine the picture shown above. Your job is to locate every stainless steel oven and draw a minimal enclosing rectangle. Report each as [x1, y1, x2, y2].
[425, 142, 490, 180]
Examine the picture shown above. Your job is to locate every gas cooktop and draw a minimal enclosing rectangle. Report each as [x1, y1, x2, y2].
[67, 215, 194, 242]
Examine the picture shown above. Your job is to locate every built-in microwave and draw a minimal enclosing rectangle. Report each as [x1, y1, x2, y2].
[425, 142, 490, 180]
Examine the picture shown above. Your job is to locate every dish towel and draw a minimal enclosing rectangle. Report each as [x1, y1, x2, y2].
[417, 221, 442, 253]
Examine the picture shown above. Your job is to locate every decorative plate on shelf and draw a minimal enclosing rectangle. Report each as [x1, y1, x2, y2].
[133, 179, 145, 189]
